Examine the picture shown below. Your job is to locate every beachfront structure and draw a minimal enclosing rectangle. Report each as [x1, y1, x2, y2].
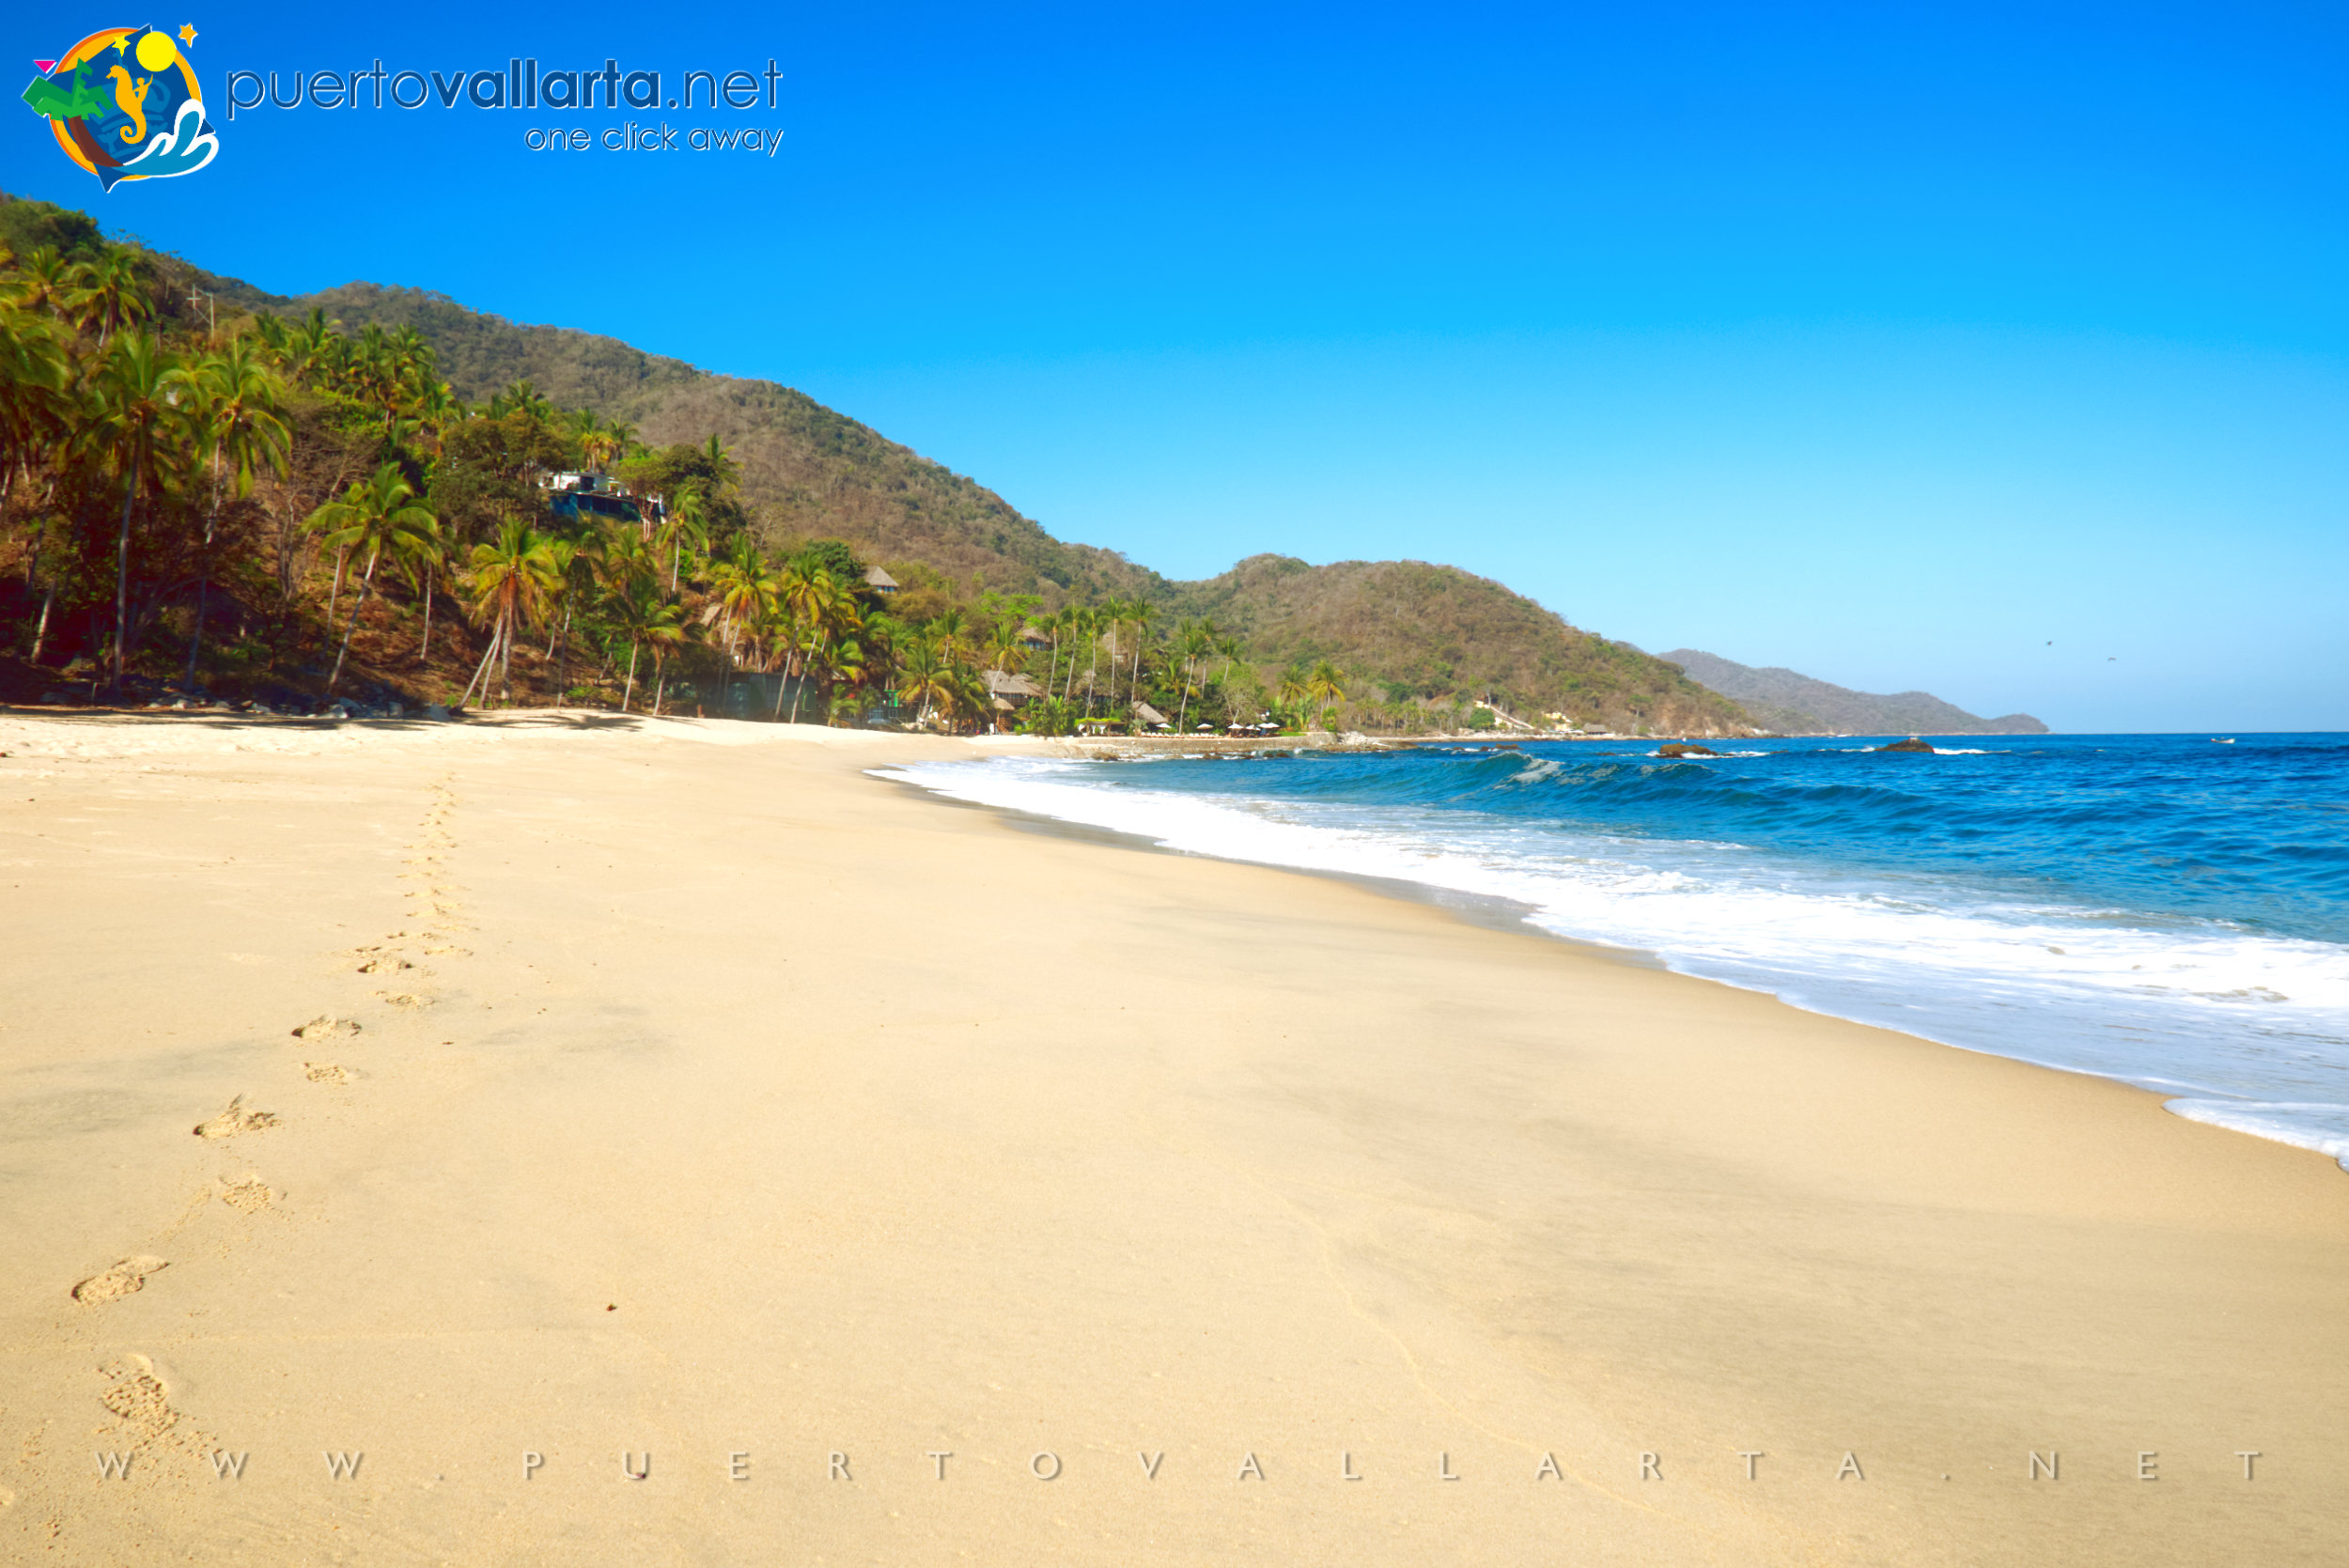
[984, 669, 1044, 730]
[863, 567, 900, 596]
[1018, 624, 1050, 651]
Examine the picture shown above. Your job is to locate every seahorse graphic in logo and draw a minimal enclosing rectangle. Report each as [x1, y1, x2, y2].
[20, 23, 215, 191]
[106, 62, 150, 142]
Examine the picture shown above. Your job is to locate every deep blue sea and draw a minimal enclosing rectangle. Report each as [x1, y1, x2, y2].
[885, 734, 2349, 1168]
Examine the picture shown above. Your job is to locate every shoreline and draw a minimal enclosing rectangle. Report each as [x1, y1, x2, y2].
[879, 744, 2349, 1173]
[4, 714, 2343, 1564]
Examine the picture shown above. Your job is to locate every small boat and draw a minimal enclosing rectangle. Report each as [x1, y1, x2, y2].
[2211, 737, 2235, 744]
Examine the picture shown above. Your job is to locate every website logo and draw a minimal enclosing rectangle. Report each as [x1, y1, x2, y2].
[21, 23, 216, 191]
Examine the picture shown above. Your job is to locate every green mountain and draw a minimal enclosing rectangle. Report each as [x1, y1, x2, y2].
[194, 278, 1174, 608]
[1657, 648, 2047, 735]
[242, 278, 1739, 729]
[2, 189, 1752, 731]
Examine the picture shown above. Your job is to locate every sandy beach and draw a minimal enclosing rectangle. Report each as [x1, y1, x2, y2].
[1, 712, 2342, 1566]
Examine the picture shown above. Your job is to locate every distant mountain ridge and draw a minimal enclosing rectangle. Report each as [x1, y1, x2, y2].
[1658, 649, 2048, 735]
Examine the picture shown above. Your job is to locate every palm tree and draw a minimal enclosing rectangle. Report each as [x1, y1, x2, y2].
[1092, 598, 1126, 713]
[1123, 598, 1159, 708]
[307, 463, 439, 693]
[399, 513, 451, 663]
[67, 248, 150, 348]
[895, 636, 957, 729]
[8, 246, 76, 318]
[1276, 669, 1312, 729]
[701, 432, 740, 494]
[928, 606, 970, 666]
[180, 337, 291, 685]
[0, 300, 67, 534]
[86, 331, 184, 700]
[1173, 618, 1217, 734]
[1041, 604, 1072, 697]
[707, 536, 776, 712]
[658, 483, 708, 593]
[983, 618, 1030, 675]
[0, 301, 68, 662]
[460, 520, 558, 707]
[821, 632, 871, 724]
[772, 563, 859, 722]
[1305, 660, 1347, 729]
[1078, 603, 1113, 711]
[605, 578, 685, 713]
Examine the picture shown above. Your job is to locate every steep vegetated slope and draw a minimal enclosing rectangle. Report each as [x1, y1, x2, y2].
[1659, 648, 2048, 735]
[273, 285, 1745, 729]
[264, 283, 1173, 607]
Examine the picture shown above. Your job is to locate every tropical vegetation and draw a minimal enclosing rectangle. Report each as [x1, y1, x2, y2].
[0, 192, 1753, 737]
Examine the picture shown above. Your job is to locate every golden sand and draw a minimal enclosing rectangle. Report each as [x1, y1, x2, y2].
[2, 712, 2342, 1564]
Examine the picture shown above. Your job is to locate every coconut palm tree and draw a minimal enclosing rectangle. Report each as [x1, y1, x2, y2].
[0, 300, 67, 530]
[86, 331, 185, 699]
[7, 246, 76, 318]
[605, 578, 685, 713]
[701, 431, 740, 494]
[307, 462, 439, 693]
[180, 337, 291, 685]
[399, 513, 451, 663]
[1305, 659, 1347, 729]
[1123, 598, 1159, 708]
[983, 618, 1030, 675]
[928, 606, 971, 666]
[895, 636, 957, 729]
[772, 563, 860, 722]
[707, 536, 776, 712]
[1173, 618, 1217, 734]
[658, 482, 708, 594]
[461, 520, 558, 707]
[66, 248, 151, 349]
[0, 301, 69, 662]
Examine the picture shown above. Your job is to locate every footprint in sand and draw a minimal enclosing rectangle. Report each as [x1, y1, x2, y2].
[356, 955, 412, 975]
[291, 1016, 361, 1040]
[303, 1062, 353, 1085]
[218, 1174, 274, 1214]
[97, 1355, 180, 1437]
[193, 1096, 278, 1139]
[374, 990, 430, 1009]
[424, 944, 471, 958]
[73, 1256, 167, 1305]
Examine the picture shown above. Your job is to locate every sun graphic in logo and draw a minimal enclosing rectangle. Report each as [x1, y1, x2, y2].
[20, 23, 216, 191]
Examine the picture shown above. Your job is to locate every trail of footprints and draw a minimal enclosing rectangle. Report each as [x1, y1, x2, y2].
[68, 777, 474, 1467]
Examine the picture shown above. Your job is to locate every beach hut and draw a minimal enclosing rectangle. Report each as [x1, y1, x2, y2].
[984, 669, 1045, 731]
[863, 566, 900, 597]
[1018, 624, 1050, 651]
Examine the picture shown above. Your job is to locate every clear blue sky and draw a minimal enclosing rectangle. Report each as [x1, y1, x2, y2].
[13, 1, 2345, 730]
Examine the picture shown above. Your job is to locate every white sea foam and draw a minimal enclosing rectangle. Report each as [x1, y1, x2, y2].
[880, 756, 2349, 1171]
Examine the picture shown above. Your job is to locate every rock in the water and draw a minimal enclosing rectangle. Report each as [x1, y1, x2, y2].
[1877, 736, 1937, 753]
[1657, 742, 1722, 757]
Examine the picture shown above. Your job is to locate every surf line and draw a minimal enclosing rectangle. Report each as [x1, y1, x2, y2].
[523, 123, 786, 154]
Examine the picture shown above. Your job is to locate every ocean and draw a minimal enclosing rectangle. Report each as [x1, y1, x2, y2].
[882, 734, 2349, 1169]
